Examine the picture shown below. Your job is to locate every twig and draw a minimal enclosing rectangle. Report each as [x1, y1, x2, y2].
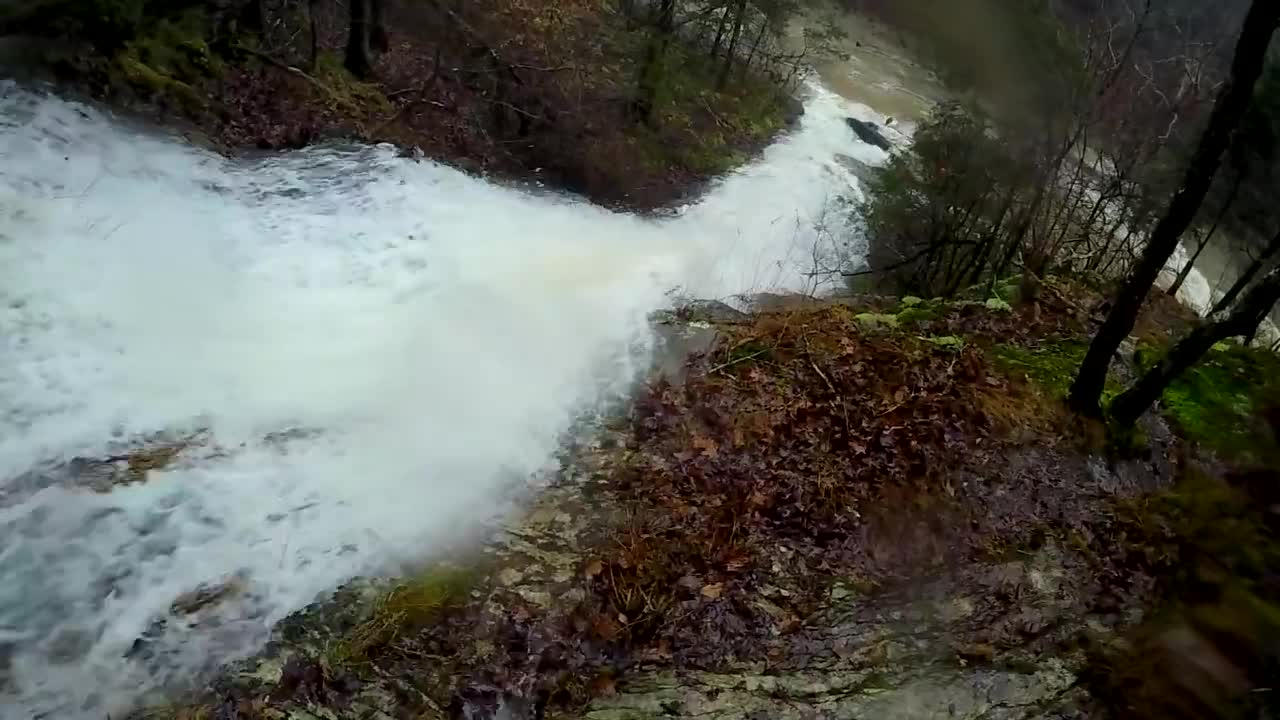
[702, 98, 730, 129]
[804, 335, 852, 437]
[373, 48, 444, 136]
[236, 44, 360, 112]
[706, 348, 762, 376]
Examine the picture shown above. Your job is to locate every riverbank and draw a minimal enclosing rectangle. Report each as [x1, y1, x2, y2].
[0, 0, 802, 211]
[138, 284, 1280, 720]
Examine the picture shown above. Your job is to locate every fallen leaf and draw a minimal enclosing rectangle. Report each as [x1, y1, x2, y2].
[692, 434, 719, 458]
[701, 583, 724, 599]
[591, 613, 622, 641]
[590, 673, 618, 697]
[583, 559, 603, 578]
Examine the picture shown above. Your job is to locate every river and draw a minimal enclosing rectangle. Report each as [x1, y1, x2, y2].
[0, 76, 893, 717]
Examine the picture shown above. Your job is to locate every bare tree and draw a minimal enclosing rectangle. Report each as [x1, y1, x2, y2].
[716, 0, 748, 90]
[1168, 173, 1240, 296]
[1211, 229, 1280, 313]
[632, 0, 676, 125]
[1068, 0, 1280, 417]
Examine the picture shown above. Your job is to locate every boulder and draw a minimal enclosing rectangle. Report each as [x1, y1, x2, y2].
[845, 117, 892, 151]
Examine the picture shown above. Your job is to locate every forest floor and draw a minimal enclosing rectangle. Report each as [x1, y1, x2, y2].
[0, 0, 801, 211]
[137, 280, 1280, 720]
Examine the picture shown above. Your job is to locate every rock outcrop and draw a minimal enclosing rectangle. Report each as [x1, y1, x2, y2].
[845, 117, 893, 151]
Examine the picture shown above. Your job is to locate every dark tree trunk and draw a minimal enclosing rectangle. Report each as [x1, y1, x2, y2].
[632, 0, 676, 125]
[1068, 0, 1280, 417]
[1168, 236, 1212, 298]
[1211, 230, 1280, 314]
[1111, 266, 1280, 425]
[742, 17, 769, 77]
[717, 0, 748, 91]
[1169, 174, 1240, 296]
[345, 0, 373, 79]
[306, 0, 319, 70]
[710, 5, 731, 58]
[240, 0, 266, 35]
[370, 0, 389, 53]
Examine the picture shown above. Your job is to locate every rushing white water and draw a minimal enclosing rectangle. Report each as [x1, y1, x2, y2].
[0, 79, 887, 717]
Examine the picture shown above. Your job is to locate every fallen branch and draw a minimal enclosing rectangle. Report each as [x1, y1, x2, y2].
[236, 44, 362, 114]
[708, 348, 769, 375]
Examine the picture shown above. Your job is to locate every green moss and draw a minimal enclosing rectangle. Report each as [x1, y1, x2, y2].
[1158, 344, 1280, 458]
[896, 306, 939, 325]
[108, 8, 223, 111]
[326, 565, 475, 667]
[630, 42, 786, 177]
[894, 296, 943, 325]
[129, 11, 219, 81]
[312, 52, 393, 115]
[855, 312, 900, 331]
[922, 335, 965, 351]
[992, 341, 1122, 402]
[984, 297, 1013, 313]
[116, 52, 205, 109]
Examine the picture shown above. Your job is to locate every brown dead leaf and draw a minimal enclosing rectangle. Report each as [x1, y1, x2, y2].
[583, 559, 603, 578]
[692, 434, 719, 458]
[701, 583, 724, 599]
[591, 613, 622, 641]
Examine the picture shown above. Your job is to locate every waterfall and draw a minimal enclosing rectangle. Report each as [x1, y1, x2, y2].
[0, 78, 886, 717]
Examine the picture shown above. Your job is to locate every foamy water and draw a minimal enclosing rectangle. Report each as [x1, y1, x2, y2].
[0, 79, 888, 717]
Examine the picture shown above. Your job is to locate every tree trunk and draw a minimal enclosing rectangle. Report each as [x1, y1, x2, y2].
[240, 0, 265, 35]
[1110, 266, 1280, 426]
[742, 18, 769, 78]
[345, 0, 373, 79]
[1168, 174, 1240, 296]
[710, 5, 730, 58]
[633, 0, 675, 125]
[1168, 236, 1212, 298]
[1211, 230, 1280, 314]
[717, 0, 747, 91]
[1068, 0, 1279, 417]
[306, 0, 319, 70]
[370, 0, 389, 53]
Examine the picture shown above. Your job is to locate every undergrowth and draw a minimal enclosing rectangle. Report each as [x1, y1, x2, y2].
[1087, 460, 1280, 720]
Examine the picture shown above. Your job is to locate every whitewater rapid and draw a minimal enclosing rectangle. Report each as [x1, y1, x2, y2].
[0, 79, 886, 717]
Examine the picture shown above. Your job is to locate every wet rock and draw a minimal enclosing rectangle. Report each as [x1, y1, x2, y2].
[582, 661, 1077, 720]
[845, 117, 893, 151]
[171, 575, 246, 616]
[46, 627, 93, 664]
[667, 300, 750, 324]
[835, 153, 882, 186]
